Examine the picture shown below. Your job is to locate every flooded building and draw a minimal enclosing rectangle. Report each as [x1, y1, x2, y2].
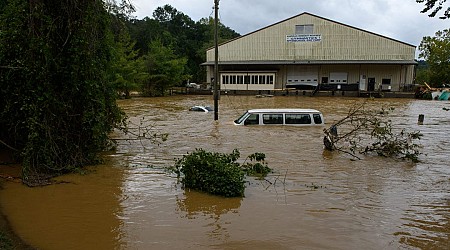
[203, 12, 417, 92]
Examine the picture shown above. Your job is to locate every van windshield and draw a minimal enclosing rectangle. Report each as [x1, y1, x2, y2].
[234, 112, 250, 124]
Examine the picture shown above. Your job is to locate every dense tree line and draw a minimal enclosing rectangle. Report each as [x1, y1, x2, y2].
[418, 29, 450, 87]
[114, 4, 240, 97]
[415, 0, 450, 87]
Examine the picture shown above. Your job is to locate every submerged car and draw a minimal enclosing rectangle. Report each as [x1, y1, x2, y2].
[189, 106, 214, 112]
[234, 109, 324, 126]
[186, 83, 201, 89]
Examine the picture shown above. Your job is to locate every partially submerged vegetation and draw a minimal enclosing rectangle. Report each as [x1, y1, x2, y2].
[323, 102, 422, 162]
[173, 149, 272, 197]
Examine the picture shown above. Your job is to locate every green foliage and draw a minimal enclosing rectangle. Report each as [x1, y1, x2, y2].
[241, 152, 272, 178]
[110, 4, 241, 90]
[174, 149, 273, 197]
[174, 149, 245, 197]
[110, 31, 148, 98]
[0, 0, 125, 185]
[415, 60, 431, 85]
[142, 40, 188, 96]
[0, 231, 13, 250]
[324, 102, 422, 162]
[418, 29, 450, 87]
[363, 124, 423, 163]
[127, 4, 240, 84]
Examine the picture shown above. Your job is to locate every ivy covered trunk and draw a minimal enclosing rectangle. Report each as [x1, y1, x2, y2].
[0, 0, 124, 185]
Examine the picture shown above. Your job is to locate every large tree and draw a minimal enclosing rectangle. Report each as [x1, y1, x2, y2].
[418, 29, 450, 87]
[143, 40, 188, 96]
[416, 0, 450, 19]
[110, 31, 148, 98]
[0, 0, 126, 185]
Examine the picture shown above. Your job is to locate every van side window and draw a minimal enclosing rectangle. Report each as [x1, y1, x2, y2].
[244, 114, 259, 125]
[313, 114, 322, 124]
[263, 114, 283, 124]
[285, 114, 311, 124]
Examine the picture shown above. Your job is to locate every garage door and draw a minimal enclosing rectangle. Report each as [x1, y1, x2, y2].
[286, 66, 318, 89]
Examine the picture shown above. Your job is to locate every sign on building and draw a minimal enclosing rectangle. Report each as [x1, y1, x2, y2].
[286, 34, 322, 42]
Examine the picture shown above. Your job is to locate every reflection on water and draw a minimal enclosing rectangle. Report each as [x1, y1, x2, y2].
[176, 190, 242, 219]
[177, 190, 242, 241]
[0, 96, 449, 249]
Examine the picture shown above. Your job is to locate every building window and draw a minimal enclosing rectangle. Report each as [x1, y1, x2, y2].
[252, 75, 258, 84]
[237, 75, 243, 84]
[221, 73, 275, 85]
[268, 75, 274, 84]
[244, 75, 250, 84]
[259, 75, 266, 84]
[295, 24, 313, 34]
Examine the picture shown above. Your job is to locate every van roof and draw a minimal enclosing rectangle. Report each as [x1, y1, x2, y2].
[247, 109, 322, 113]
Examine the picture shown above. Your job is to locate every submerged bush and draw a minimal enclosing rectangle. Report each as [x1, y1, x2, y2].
[174, 149, 245, 197]
[174, 149, 272, 197]
[241, 152, 272, 178]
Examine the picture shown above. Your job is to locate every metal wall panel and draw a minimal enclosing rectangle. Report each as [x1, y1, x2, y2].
[207, 13, 415, 62]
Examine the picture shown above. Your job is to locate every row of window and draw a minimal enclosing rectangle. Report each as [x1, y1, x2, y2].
[245, 113, 322, 125]
[222, 74, 275, 85]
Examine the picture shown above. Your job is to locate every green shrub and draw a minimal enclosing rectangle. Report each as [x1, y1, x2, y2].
[174, 149, 245, 197]
[0, 231, 13, 250]
[241, 152, 272, 178]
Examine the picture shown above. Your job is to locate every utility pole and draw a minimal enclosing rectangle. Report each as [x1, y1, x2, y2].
[213, 0, 219, 120]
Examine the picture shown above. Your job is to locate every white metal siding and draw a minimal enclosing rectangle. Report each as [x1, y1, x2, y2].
[207, 13, 415, 62]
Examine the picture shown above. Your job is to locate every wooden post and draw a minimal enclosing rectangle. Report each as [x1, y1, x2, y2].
[213, 0, 219, 121]
[418, 114, 424, 125]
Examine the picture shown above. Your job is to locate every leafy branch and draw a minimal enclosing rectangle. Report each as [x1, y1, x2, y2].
[241, 152, 272, 179]
[323, 102, 422, 162]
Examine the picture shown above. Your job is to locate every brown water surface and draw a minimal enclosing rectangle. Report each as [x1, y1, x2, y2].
[1, 96, 449, 250]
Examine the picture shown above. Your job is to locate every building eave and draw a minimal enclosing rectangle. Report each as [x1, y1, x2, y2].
[201, 60, 418, 66]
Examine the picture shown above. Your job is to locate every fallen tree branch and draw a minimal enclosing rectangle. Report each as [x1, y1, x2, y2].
[323, 101, 422, 162]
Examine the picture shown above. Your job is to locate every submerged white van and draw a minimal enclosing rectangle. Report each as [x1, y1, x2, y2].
[234, 109, 324, 126]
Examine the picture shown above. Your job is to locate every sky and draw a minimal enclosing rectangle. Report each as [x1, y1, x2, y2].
[131, 0, 449, 58]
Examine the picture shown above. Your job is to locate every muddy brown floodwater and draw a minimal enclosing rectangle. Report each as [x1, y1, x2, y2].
[0, 96, 449, 250]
